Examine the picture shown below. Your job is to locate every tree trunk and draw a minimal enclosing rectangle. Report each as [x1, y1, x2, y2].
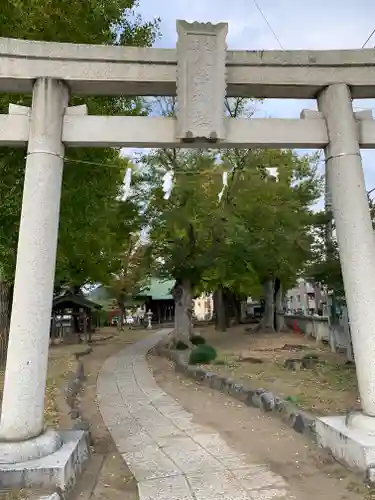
[313, 282, 323, 314]
[240, 300, 247, 322]
[117, 302, 125, 332]
[172, 279, 193, 344]
[0, 279, 13, 365]
[213, 291, 218, 327]
[214, 286, 227, 332]
[257, 278, 275, 332]
[232, 295, 242, 325]
[274, 279, 285, 332]
[223, 289, 232, 326]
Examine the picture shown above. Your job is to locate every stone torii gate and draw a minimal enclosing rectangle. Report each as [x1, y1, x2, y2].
[0, 20, 375, 486]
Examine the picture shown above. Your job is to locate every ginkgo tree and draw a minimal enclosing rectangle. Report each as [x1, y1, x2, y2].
[109, 234, 151, 330]
[307, 189, 375, 298]
[197, 149, 322, 332]
[231, 149, 322, 331]
[142, 146, 321, 338]
[143, 148, 219, 343]
[0, 0, 159, 347]
[199, 99, 322, 332]
[141, 96, 322, 339]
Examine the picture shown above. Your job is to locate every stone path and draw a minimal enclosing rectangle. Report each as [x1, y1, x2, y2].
[97, 331, 293, 500]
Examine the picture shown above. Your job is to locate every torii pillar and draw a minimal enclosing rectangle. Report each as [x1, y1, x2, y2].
[314, 83, 375, 478]
[0, 78, 89, 488]
[0, 78, 67, 460]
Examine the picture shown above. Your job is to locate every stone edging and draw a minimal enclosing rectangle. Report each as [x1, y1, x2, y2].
[154, 345, 316, 440]
[65, 346, 92, 432]
[38, 492, 61, 500]
[30, 347, 93, 500]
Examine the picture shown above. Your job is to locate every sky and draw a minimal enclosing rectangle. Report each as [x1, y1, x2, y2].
[127, 0, 375, 207]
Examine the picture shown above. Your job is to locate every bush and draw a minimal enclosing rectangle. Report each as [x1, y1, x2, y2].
[189, 344, 217, 365]
[175, 340, 189, 350]
[190, 334, 206, 346]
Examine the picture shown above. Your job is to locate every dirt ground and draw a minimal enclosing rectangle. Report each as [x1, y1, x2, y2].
[0, 341, 79, 428]
[148, 353, 375, 500]
[195, 325, 359, 415]
[70, 327, 149, 500]
[0, 340, 80, 500]
[0, 325, 369, 499]
[0, 327, 147, 500]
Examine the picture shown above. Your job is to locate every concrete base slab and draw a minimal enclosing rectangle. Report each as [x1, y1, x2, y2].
[316, 415, 375, 478]
[0, 430, 89, 491]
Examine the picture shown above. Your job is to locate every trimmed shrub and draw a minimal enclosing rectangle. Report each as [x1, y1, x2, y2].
[190, 334, 206, 346]
[175, 340, 189, 351]
[189, 344, 217, 365]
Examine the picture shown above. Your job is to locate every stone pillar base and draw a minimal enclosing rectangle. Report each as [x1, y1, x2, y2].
[316, 415, 375, 481]
[0, 430, 89, 491]
[0, 429, 62, 464]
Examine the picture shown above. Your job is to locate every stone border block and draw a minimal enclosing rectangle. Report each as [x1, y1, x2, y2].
[186, 365, 198, 379]
[38, 492, 61, 500]
[203, 371, 218, 388]
[210, 375, 226, 391]
[228, 382, 248, 402]
[222, 377, 235, 394]
[65, 348, 92, 434]
[175, 360, 188, 375]
[194, 367, 207, 382]
[155, 344, 316, 441]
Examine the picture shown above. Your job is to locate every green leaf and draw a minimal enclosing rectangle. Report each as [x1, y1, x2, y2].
[0, 0, 160, 288]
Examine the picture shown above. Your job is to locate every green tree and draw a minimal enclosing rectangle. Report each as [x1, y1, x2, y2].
[198, 98, 261, 331]
[144, 147, 321, 338]
[306, 211, 344, 296]
[308, 190, 375, 299]
[145, 97, 262, 335]
[197, 150, 321, 332]
[231, 150, 321, 331]
[54, 156, 147, 290]
[142, 97, 321, 338]
[109, 235, 151, 330]
[0, 0, 159, 342]
[143, 148, 218, 343]
[196, 99, 321, 332]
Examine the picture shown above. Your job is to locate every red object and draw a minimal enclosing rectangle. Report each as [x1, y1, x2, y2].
[108, 309, 120, 322]
[293, 320, 301, 334]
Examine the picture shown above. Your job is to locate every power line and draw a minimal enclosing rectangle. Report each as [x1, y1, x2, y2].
[43, 155, 223, 175]
[362, 28, 375, 48]
[252, 0, 284, 49]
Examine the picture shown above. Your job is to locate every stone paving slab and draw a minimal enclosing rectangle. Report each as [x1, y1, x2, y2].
[97, 330, 293, 499]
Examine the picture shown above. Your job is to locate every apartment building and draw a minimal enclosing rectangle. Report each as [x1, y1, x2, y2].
[193, 293, 213, 321]
[286, 278, 325, 315]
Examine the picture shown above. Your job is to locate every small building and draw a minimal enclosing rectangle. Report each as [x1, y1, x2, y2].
[246, 298, 263, 318]
[51, 292, 102, 342]
[86, 279, 175, 325]
[193, 293, 213, 321]
[136, 278, 175, 324]
[87, 285, 144, 326]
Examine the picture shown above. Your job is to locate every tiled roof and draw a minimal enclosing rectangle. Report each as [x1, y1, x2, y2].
[138, 278, 174, 300]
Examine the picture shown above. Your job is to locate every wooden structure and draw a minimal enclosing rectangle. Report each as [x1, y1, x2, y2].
[137, 279, 175, 324]
[51, 292, 102, 343]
